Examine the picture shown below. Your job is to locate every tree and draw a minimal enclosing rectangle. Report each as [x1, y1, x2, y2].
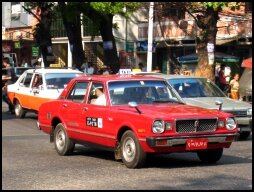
[154, 2, 241, 80]
[82, 2, 141, 73]
[23, 2, 56, 67]
[57, 2, 85, 69]
[24, 2, 142, 71]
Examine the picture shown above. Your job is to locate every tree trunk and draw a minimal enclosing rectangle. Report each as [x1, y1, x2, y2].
[99, 14, 120, 74]
[194, 8, 219, 81]
[58, 2, 85, 70]
[35, 11, 54, 68]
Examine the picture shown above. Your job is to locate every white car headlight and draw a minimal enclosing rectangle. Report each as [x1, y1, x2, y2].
[152, 120, 165, 134]
[247, 108, 252, 116]
[226, 118, 237, 130]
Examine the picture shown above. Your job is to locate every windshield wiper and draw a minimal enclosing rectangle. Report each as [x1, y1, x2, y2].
[153, 99, 184, 104]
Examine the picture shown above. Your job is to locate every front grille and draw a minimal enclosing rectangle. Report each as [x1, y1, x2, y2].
[226, 110, 247, 117]
[176, 118, 217, 133]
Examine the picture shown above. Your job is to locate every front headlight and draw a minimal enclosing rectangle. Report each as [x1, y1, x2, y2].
[152, 120, 165, 133]
[247, 108, 252, 116]
[226, 118, 237, 130]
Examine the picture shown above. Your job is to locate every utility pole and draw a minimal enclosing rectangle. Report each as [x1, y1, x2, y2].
[123, 6, 128, 67]
[147, 2, 154, 72]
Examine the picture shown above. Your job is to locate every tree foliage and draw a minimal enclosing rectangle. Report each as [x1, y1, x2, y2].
[23, 2, 141, 72]
[154, 2, 241, 80]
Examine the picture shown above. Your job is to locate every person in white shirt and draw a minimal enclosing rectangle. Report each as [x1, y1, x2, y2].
[91, 88, 106, 106]
[87, 62, 95, 75]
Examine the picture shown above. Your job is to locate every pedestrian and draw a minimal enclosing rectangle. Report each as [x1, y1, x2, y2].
[138, 62, 146, 72]
[152, 65, 161, 73]
[218, 64, 230, 93]
[87, 62, 95, 75]
[2, 57, 15, 113]
[102, 66, 110, 75]
[229, 73, 240, 100]
[173, 68, 181, 75]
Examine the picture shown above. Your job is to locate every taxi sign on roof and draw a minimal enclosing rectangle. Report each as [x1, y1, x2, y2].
[119, 69, 132, 74]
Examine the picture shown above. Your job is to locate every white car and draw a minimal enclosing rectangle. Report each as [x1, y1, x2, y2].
[7, 68, 83, 118]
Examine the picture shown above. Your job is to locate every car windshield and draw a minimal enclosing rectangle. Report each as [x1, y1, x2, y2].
[168, 78, 227, 98]
[108, 80, 183, 106]
[46, 73, 81, 89]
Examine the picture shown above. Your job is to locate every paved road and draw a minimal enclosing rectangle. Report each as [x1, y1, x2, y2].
[2, 102, 252, 190]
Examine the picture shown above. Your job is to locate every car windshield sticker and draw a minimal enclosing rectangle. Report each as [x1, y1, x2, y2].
[86, 117, 103, 128]
[140, 81, 145, 85]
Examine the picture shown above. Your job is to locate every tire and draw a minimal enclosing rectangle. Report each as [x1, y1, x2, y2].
[239, 131, 251, 140]
[197, 148, 223, 164]
[54, 123, 75, 156]
[14, 100, 26, 118]
[120, 130, 146, 168]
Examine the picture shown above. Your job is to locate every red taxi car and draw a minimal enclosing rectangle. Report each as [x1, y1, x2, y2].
[38, 74, 239, 168]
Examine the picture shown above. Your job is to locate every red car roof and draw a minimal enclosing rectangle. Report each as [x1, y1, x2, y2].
[73, 74, 165, 82]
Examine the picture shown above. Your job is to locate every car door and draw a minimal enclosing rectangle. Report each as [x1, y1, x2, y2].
[28, 73, 46, 111]
[14, 72, 34, 109]
[59, 81, 89, 139]
[82, 82, 114, 147]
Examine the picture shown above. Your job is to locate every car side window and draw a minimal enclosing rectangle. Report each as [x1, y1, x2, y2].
[20, 73, 33, 87]
[67, 81, 89, 103]
[32, 74, 43, 88]
[88, 82, 105, 105]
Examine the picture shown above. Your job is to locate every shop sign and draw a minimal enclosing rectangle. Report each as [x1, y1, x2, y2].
[14, 42, 20, 49]
[32, 46, 39, 57]
[126, 41, 134, 52]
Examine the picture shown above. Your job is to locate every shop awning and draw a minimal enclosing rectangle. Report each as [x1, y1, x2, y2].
[177, 52, 240, 64]
[241, 57, 252, 68]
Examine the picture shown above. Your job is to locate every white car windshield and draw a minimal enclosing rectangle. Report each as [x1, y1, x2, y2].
[46, 73, 81, 89]
[168, 78, 226, 98]
[108, 80, 183, 105]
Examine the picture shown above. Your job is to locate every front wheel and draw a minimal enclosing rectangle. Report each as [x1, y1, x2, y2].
[197, 148, 223, 164]
[14, 100, 26, 118]
[54, 123, 75, 156]
[120, 130, 146, 168]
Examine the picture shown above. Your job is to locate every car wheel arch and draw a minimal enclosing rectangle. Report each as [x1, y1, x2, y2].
[50, 117, 63, 142]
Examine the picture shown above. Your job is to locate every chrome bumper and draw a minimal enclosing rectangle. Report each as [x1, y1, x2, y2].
[146, 133, 239, 147]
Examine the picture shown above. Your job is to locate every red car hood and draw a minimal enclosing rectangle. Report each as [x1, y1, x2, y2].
[117, 104, 228, 119]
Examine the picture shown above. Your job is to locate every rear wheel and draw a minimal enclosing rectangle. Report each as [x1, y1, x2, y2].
[14, 100, 26, 118]
[54, 123, 75, 156]
[197, 148, 223, 164]
[120, 130, 146, 168]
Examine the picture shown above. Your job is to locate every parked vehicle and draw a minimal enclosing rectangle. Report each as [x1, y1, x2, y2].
[38, 74, 238, 168]
[7, 68, 83, 118]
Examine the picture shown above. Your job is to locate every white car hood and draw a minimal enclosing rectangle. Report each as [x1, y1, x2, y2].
[184, 97, 252, 111]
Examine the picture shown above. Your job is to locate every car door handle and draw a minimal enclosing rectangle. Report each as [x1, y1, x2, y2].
[83, 107, 88, 111]
[62, 104, 67, 107]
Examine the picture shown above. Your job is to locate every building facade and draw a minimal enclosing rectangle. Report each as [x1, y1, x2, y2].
[2, 2, 252, 73]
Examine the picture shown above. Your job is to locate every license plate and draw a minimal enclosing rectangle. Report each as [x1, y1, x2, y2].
[186, 138, 208, 151]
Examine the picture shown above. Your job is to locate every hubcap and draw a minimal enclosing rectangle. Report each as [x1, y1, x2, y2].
[15, 104, 21, 116]
[123, 137, 136, 162]
[56, 129, 65, 151]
